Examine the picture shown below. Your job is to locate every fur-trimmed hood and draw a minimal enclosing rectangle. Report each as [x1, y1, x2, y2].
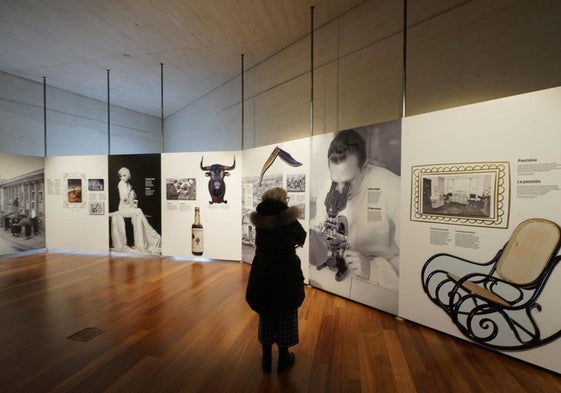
[250, 199, 300, 230]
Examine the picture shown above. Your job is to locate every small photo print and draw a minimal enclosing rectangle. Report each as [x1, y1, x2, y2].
[178, 178, 196, 200]
[67, 179, 82, 203]
[286, 174, 306, 192]
[88, 178, 104, 191]
[89, 201, 105, 215]
[167, 178, 197, 200]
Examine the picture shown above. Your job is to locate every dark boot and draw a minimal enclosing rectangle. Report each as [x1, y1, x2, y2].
[277, 347, 295, 372]
[261, 344, 272, 373]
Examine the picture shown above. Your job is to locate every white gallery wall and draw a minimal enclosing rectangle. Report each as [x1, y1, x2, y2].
[399, 86, 561, 374]
[44, 155, 109, 252]
[161, 151, 242, 260]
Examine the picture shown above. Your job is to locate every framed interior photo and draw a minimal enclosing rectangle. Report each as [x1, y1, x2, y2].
[410, 162, 510, 228]
[63, 173, 87, 209]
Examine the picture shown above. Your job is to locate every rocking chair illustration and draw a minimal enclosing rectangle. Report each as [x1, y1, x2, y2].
[422, 218, 561, 350]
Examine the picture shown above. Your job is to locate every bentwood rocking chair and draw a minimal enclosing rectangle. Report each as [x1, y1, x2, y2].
[422, 218, 561, 350]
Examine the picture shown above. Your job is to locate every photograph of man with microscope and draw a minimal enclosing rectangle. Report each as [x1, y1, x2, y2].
[309, 121, 401, 314]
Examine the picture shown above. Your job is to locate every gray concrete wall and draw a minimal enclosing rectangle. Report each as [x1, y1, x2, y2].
[2, 0, 561, 155]
[406, 0, 561, 115]
[0, 72, 161, 157]
[166, 0, 561, 150]
[0, 73, 45, 156]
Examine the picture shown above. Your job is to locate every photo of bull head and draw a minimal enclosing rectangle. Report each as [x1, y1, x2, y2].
[200, 156, 236, 204]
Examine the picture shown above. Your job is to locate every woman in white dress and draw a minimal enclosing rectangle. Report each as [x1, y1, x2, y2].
[110, 167, 161, 254]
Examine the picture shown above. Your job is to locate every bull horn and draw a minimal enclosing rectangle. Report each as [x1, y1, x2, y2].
[223, 156, 236, 171]
[200, 156, 210, 171]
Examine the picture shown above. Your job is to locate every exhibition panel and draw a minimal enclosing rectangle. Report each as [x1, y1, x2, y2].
[44, 155, 108, 252]
[400, 86, 561, 374]
[161, 151, 242, 261]
[241, 138, 310, 281]
[108, 154, 162, 256]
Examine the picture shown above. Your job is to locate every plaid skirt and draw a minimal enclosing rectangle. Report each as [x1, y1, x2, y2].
[258, 309, 299, 347]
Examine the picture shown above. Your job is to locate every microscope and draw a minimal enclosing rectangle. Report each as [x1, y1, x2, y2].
[317, 181, 350, 282]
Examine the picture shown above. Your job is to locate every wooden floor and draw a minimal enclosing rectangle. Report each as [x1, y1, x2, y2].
[1, 252, 561, 393]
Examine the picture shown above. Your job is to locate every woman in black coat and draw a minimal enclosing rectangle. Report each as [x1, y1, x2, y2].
[246, 187, 306, 373]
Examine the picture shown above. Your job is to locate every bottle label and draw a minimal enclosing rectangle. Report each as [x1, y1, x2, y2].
[192, 228, 204, 254]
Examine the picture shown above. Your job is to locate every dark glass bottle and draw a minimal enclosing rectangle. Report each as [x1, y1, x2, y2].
[192, 207, 203, 255]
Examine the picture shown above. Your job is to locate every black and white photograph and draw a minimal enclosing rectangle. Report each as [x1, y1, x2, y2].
[166, 178, 180, 200]
[166, 177, 197, 201]
[108, 154, 161, 255]
[286, 173, 306, 192]
[309, 121, 401, 314]
[89, 201, 104, 215]
[421, 173, 494, 217]
[88, 178, 104, 191]
[411, 162, 510, 228]
[0, 154, 45, 256]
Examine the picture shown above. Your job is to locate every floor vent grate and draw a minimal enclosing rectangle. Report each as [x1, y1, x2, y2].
[67, 327, 105, 342]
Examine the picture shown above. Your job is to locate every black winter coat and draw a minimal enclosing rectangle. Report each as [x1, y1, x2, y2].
[245, 199, 307, 317]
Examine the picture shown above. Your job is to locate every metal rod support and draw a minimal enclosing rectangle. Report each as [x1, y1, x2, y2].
[241, 54, 244, 150]
[402, 0, 407, 118]
[107, 69, 111, 155]
[161, 62, 164, 153]
[43, 77, 47, 157]
[310, 6, 314, 136]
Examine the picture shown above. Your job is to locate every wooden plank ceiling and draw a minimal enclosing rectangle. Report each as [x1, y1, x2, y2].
[0, 0, 362, 117]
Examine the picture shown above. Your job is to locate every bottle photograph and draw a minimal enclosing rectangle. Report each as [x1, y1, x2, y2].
[192, 207, 203, 255]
